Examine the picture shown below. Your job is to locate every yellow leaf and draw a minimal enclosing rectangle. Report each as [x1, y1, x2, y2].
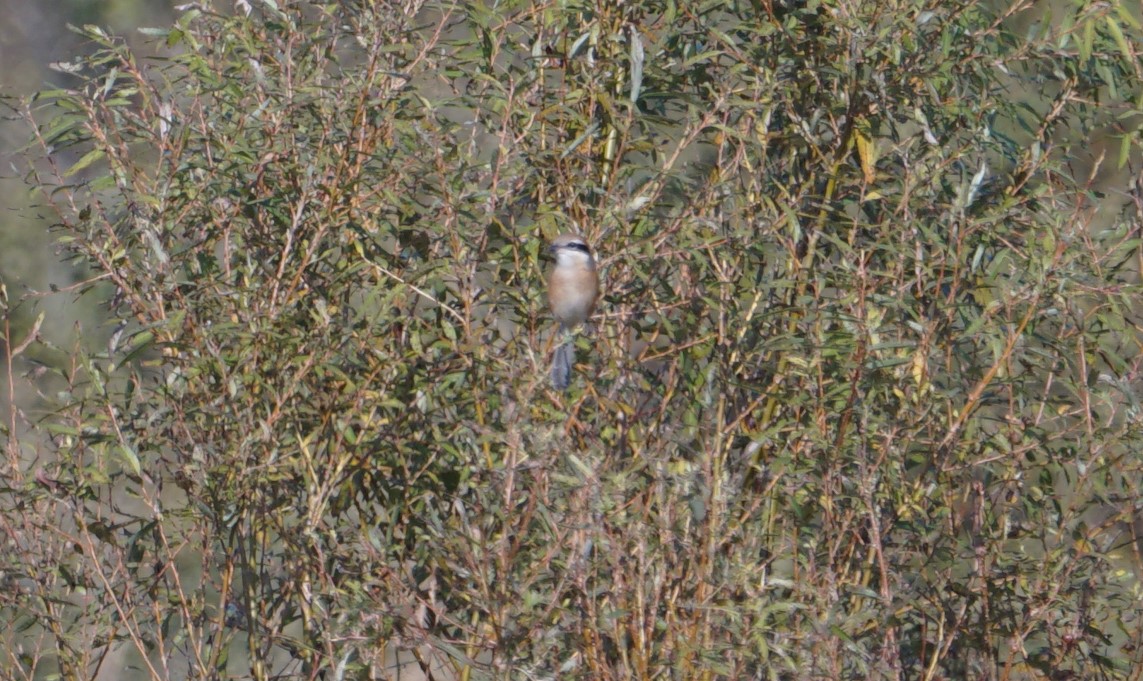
[854, 117, 876, 184]
[912, 350, 927, 389]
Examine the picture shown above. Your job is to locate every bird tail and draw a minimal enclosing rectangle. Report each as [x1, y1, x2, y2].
[551, 338, 574, 391]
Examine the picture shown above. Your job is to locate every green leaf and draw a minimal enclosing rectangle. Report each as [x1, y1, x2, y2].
[1104, 16, 1133, 68]
[64, 148, 106, 176]
[116, 447, 141, 479]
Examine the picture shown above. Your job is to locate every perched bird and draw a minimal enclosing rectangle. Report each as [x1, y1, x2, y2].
[547, 233, 599, 390]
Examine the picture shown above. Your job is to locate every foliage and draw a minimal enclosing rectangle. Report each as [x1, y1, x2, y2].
[5, 0, 1143, 679]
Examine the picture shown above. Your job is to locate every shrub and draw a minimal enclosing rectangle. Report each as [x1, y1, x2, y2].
[5, 0, 1143, 679]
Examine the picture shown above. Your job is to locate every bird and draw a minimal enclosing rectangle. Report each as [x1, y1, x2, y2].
[547, 233, 599, 391]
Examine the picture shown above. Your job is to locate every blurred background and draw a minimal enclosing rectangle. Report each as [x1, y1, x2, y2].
[2, 1, 174, 412]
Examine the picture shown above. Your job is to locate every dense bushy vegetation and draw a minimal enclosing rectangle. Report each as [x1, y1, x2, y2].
[5, 0, 1143, 679]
